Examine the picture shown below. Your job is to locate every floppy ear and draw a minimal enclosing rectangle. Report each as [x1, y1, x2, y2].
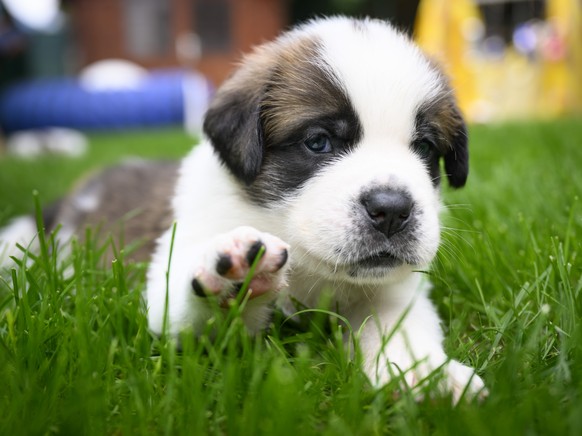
[422, 58, 470, 188]
[203, 81, 265, 185]
[443, 116, 469, 188]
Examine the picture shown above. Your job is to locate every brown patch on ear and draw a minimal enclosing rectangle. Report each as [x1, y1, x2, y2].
[442, 109, 468, 188]
[202, 65, 265, 184]
[417, 63, 469, 188]
[203, 35, 324, 184]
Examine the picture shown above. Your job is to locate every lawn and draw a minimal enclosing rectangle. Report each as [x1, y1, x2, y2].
[0, 119, 581, 435]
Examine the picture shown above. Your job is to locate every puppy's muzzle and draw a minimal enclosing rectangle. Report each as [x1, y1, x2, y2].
[360, 188, 413, 239]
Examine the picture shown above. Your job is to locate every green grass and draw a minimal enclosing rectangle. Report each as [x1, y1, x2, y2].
[0, 119, 581, 434]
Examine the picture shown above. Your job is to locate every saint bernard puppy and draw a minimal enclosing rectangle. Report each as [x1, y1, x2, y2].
[0, 17, 486, 400]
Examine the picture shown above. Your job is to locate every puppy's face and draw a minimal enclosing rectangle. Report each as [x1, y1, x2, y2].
[203, 17, 468, 285]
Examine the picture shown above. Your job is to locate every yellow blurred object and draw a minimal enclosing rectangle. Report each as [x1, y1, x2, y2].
[415, 0, 582, 121]
[542, 0, 582, 116]
[415, 0, 483, 120]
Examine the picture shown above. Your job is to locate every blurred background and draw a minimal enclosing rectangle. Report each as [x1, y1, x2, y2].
[0, 0, 580, 154]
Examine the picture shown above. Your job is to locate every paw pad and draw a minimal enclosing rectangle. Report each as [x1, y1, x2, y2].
[190, 227, 290, 302]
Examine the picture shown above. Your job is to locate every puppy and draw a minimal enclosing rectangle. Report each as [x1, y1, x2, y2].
[1, 17, 485, 400]
[148, 16, 484, 399]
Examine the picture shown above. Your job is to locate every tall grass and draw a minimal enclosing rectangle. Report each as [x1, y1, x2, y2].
[0, 119, 581, 434]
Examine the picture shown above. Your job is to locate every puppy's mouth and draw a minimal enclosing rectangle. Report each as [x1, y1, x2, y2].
[351, 250, 404, 270]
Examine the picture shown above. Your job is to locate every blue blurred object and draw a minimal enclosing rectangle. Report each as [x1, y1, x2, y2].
[513, 22, 539, 57]
[0, 69, 213, 133]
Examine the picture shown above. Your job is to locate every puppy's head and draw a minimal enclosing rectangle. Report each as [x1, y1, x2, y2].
[204, 17, 468, 284]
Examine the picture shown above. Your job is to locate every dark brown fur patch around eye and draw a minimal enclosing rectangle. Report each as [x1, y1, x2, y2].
[260, 40, 355, 145]
[240, 36, 363, 204]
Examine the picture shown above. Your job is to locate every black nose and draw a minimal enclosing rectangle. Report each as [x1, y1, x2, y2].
[360, 189, 413, 238]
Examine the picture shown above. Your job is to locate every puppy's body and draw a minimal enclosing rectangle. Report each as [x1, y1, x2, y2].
[1, 17, 485, 400]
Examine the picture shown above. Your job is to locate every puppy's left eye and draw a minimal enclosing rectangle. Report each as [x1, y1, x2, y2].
[305, 134, 332, 153]
[413, 139, 434, 160]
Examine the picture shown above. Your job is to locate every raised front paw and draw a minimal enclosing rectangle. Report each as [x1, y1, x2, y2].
[191, 226, 290, 305]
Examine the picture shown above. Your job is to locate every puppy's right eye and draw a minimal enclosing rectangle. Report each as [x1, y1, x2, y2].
[305, 134, 332, 153]
[413, 138, 435, 160]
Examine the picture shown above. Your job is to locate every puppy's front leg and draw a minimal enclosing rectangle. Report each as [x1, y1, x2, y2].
[147, 225, 289, 338]
[355, 279, 486, 402]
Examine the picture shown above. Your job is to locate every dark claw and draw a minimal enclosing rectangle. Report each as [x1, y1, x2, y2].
[246, 240, 265, 265]
[232, 282, 245, 295]
[191, 278, 207, 297]
[216, 254, 233, 276]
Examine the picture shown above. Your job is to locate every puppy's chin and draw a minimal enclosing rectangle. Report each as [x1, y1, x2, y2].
[293, 247, 420, 286]
[341, 262, 415, 285]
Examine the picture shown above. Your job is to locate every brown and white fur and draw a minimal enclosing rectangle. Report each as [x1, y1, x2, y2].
[1, 17, 485, 401]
